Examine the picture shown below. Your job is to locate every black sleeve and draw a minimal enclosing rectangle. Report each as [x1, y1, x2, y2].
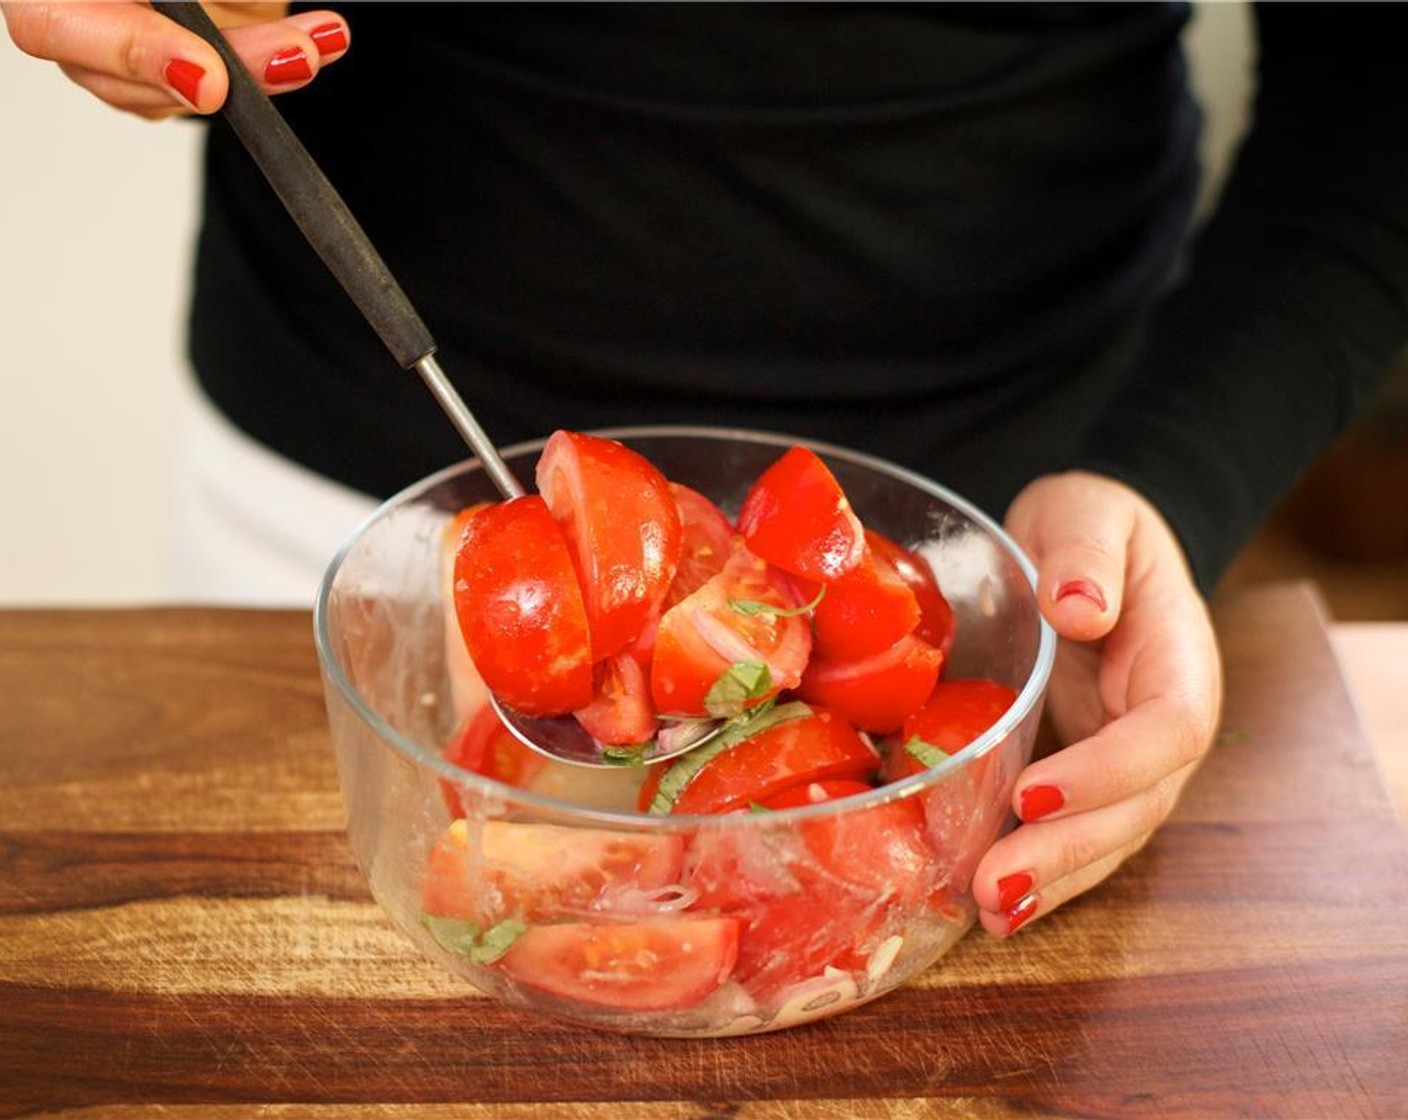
[1072, 1, 1408, 594]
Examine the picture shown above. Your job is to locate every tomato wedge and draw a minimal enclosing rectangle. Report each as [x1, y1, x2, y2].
[420, 819, 685, 925]
[639, 705, 878, 815]
[573, 650, 659, 746]
[495, 917, 740, 1012]
[737, 446, 864, 582]
[650, 545, 812, 718]
[797, 633, 945, 733]
[536, 431, 683, 660]
[439, 703, 550, 815]
[665, 483, 736, 607]
[453, 495, 594, 716]
[865, 529, 957, 657]
[684, 783, 935, 998]
[806, 546, 921, 661]
[443, 504, 492, 724]
[882, 678, 1018, 783]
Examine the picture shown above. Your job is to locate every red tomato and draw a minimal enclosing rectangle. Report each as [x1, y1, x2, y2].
[737, 446, 864, 582]
[865, 529, 957, 657]
[757, 779, 874, 809]
[574, 651, 659, 746]
[806, 547, 921, 661]
[882, 678, 1018, 783]
[495, 917, 740, 1012]
[684, 787, 935, 997]
[536, 431, 683, 660]
[650, 546, 812, 718]
[440, 703, 549, 815]
[640, 706, 879, 815]
[665, 482, 736, 607]
[420, 819, 685, 926]
[797, 634, 945, 733]
[453, 496, 594, 716]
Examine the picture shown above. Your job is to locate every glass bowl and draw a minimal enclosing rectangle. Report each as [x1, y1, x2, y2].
[314, 426, 1054, 1036]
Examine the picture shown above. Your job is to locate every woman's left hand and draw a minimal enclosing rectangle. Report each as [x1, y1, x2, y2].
[972, 470, 1223, 935]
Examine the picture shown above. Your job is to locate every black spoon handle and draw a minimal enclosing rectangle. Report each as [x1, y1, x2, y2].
[152, 1, 434, 370]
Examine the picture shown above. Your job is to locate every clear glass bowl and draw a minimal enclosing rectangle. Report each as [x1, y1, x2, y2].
[314, 427, 1054, 1036]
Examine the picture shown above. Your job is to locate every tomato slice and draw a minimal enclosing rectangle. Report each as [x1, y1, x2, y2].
[806, 546, 921, 661]
[536, 431, 683, 661]
[665, 482, 736, 607]
[641, 706, 879, 815]
[443, 504, 492, 724]
[440, 703, 550, 815]
[757, 779, 874, 809]
[573, 650, 659, 746]
[797, 634, 945, 733]
[737, 446, 864, 582]
[650, 545, 812, 718]
[882, 678, 1018, 783]
[453, 496, 594, 716]
[684, 787, 935, 998]
[420, 819, 685, 926]
[495, 917, 740, 1012]
[865, 529, 957, 657]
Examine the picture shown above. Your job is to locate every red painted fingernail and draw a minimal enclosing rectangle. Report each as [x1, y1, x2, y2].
[164, 59, 204, 107]
[265, 46, 313, 85]
[1019, 784, 1065, 821]
[310, 23, 348, 57]
[1055, 578, 1106, 612]
[997, 871, 1034, 912]
[1003, 893, 1039, 935]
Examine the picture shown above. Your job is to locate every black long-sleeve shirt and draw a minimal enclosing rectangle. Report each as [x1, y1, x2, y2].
[188, 2, 1408, 592]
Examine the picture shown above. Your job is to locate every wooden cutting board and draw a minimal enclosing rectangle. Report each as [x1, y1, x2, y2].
[2, 582, 1407, 1118]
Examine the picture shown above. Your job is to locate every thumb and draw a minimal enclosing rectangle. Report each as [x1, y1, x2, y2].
[1005, 471, 1135, 643]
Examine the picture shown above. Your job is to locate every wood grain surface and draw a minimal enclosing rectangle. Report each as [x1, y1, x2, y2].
[3, 585, 1407, 1119]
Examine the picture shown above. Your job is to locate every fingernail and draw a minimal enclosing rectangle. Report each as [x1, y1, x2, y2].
[997, 871, 1034, 912]
[164, 59, 204, 107]
[310, 22, 348, 57]
[1019, 784, 1065, 821]
[1055, 578, 1106, 612]
[1003, 893, 1039, 935]
[265, 46, 313, 85]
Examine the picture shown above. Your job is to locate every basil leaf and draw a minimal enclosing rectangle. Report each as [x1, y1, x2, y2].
[728, 585, 826, 618]
[903, 736, 948, 770]
[420, 914, 526, 964]
[601, 743, 651, 767]
[704, 660, 773, 719]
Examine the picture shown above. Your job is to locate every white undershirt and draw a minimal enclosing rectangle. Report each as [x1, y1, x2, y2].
[168, 390, 379, 607]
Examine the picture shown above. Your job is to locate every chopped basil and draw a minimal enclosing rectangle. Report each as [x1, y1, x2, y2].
[728, 585, 826, 618]
[648, 699, 812, 815]
[748, 801, 773, 814]
[601, 743, 651, 767]
[903, 736, 949, 770]
[704, 660, 773, 719]
[474, 918, 528, 964]
[420, 914, 526, 964]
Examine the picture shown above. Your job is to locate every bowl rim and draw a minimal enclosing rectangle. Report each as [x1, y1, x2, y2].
[313, 424, 1057, 828]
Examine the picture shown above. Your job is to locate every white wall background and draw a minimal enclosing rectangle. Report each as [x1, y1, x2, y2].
[0, 3, 1252, 605]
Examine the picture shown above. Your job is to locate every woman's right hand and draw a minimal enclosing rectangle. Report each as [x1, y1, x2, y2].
[2, 2, 349, 119]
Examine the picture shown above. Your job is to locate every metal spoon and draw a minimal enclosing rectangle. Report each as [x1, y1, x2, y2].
[154, 2, 694, 768]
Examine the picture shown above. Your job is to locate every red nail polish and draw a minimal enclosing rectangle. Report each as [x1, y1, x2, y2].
[310, 23, 348, 57]
[265, 47, 313, 85]
[1003, 893, 1039, 935]
[1055, 578, 1107, 612]
[1019, 784, 1065, 821]
[997, 871, 1034, 912]
[164, 58, 204, 107]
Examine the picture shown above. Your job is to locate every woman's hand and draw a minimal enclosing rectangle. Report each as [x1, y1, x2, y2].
[974, 471, 1223, 935]
[3, 2, 349, 119]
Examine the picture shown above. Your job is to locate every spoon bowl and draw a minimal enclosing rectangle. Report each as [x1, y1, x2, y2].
[489, 697, 724, 768]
